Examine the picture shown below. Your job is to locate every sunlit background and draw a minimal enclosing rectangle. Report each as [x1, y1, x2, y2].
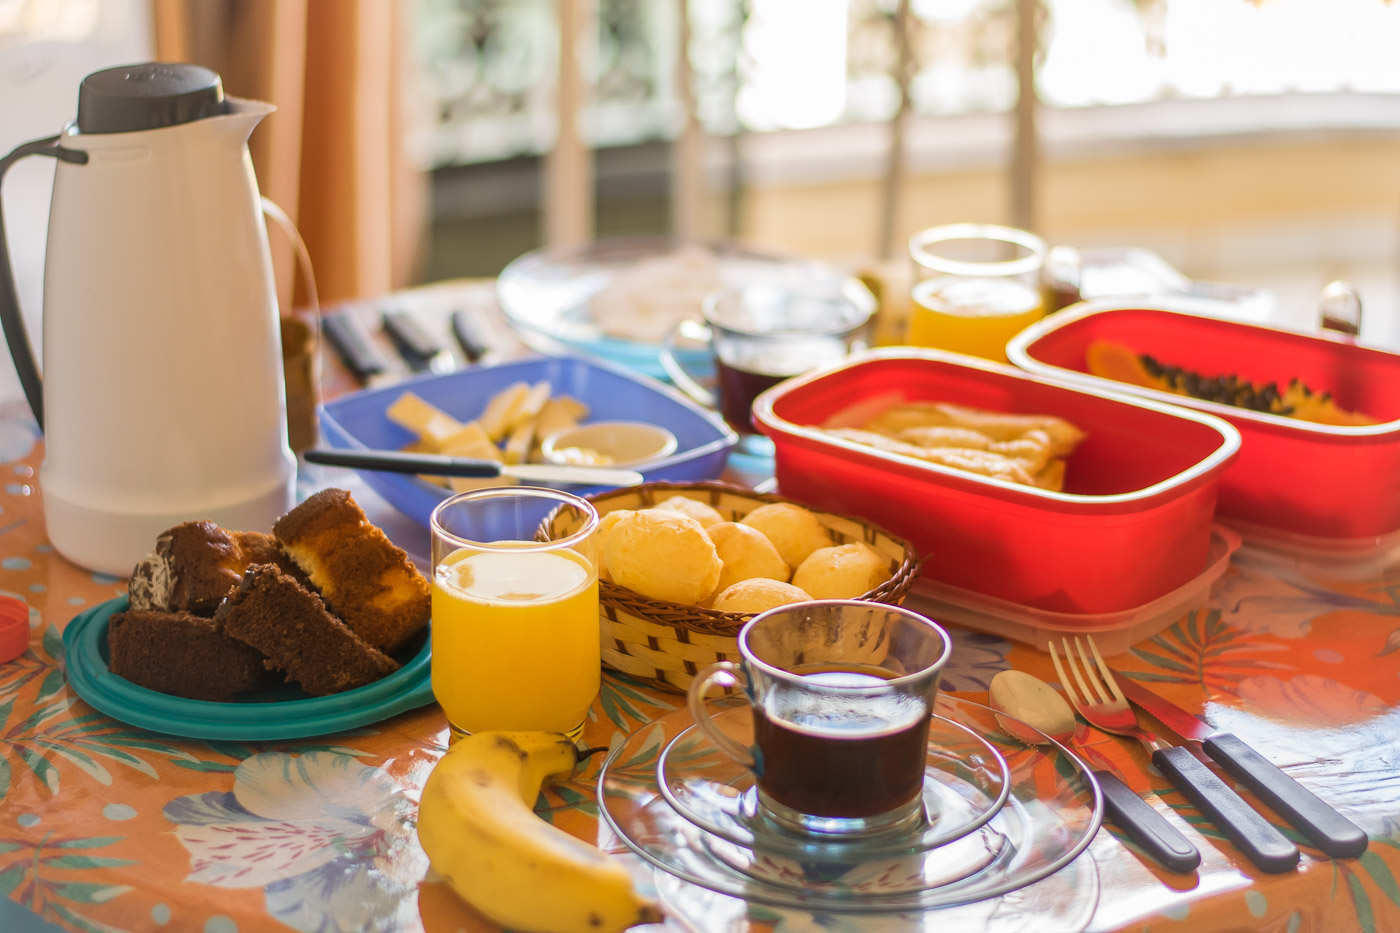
[2, 0, 1399, 342]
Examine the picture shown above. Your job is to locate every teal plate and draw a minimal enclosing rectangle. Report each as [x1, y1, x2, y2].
[62, 597, 436, 740]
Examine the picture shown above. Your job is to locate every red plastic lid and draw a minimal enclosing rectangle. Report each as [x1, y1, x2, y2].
[0, 596, 29, 664]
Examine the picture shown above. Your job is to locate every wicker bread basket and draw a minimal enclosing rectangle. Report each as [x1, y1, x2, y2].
[539, 481, 920, 694]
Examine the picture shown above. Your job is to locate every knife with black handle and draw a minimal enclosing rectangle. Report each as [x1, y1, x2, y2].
[383, 310, 453, 373]
[303, 447, 644, 488]
[451, 308, 493, 363]
[1151, 745, 1300, 873]
[1121, 679, 1368, 859]
[323, 309, 394, 386]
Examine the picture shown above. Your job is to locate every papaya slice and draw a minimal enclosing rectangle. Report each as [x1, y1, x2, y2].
[1084, 340, 1160, 391]
[1084, 340, 1378, 425]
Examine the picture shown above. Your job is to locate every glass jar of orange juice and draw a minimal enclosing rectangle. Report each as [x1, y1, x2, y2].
[907, 224, 1047, 362]
[429, 487, 600, 740]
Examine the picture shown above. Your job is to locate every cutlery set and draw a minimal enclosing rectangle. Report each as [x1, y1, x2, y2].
[1040, 635, 1366, 874]
[323, 307, 497, 386]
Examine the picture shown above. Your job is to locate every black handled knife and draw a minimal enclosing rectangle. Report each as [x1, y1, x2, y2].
[303, 448, 644, 488]
[383, 310, 454, 373]
[451, 308, 494, 363]
[1121, 678, 1367, 859]
[323, 310, 395, 386]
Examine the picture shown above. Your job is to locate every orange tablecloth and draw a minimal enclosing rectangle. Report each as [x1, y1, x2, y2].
[2, 429, 1398, 933]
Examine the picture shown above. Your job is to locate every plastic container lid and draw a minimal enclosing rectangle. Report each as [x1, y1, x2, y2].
[1223, 518, 1400, 581]
[0, 595, 30, 663]
[907, 524, 1241, 656]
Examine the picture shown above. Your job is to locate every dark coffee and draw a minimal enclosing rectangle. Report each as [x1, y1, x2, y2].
[715, 358, 790, 434]
[752, 664, 931, 819]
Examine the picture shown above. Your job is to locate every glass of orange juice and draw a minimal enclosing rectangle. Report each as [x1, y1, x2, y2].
[429, 487, 600, 740]
[907, 224, 1047, 362]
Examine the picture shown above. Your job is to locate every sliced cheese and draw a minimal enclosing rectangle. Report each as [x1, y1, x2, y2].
[443, 422, 510, 493]
[478, 382, 531, 441]
[554, 395, 589, 421]
[437, 421, 495, 457]
[387, 392, 461, 449]
[509, 381, 553, 434]
[502, 418, 537, 466]
[532, 397, 581, 450]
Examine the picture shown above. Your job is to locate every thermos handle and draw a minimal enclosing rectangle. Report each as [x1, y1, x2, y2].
[0, 135, 89, 432]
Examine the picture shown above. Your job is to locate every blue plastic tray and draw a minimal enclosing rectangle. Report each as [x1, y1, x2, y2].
[318, 354, 739, 529]
[62, 597, 435, 740]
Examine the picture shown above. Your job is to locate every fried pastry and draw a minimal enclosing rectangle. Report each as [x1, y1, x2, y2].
[826, 400, 1083, 492]
[868, 402, 1082, 453]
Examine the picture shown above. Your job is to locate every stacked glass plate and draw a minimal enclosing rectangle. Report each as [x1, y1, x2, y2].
[597, 694, 1105, 923]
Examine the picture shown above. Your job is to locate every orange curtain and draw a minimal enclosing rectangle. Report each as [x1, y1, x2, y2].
[152, 0, 427, 311]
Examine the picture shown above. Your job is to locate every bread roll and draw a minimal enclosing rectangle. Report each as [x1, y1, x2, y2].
[655, 494, 725, 529]
[707, 522, 789, 593]
[595, 509, 635, 582]
[739, 503, 832, 568]
[604, 509, 722, 604]
[711, 578, 813, 614]
[792, 542, 888, 599]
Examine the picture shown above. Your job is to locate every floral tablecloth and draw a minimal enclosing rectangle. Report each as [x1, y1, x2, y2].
[2, 411, 1400, 931]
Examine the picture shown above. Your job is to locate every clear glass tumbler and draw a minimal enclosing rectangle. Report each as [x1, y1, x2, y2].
[429, 487, 600, 740]
[907, 223, 1047, 362]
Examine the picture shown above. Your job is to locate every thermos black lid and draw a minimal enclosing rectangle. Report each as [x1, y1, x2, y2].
[77, 62, 227, 134]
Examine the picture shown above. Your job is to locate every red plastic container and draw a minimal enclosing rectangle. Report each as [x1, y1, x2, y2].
[1008, 301, 1400, 545]
[752, 349, 1240, 615]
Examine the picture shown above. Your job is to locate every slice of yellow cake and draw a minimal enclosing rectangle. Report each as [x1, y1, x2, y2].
[273, 489, 430, 655]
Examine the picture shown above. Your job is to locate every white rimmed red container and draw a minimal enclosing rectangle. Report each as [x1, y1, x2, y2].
[751, 348, 1241, 616]
[1007, 300, 1400, 554]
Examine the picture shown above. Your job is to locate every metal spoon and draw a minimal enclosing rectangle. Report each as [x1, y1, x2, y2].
[990, 669, 1201, 873]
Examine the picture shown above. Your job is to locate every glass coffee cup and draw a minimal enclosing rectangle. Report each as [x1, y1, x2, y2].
[907, 223, 1047, 362]
[686, 600, 952, 837]
[660, 284, 874, 435]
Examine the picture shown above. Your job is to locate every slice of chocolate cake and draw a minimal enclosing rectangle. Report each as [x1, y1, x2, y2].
[273, 489, 430, 654]
[130, 521, 307, 615]
[216, 564, 400, 697]
[108, 608, 271, 702]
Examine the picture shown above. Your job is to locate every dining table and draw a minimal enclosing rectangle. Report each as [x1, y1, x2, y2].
[1, 278, 1399, 933]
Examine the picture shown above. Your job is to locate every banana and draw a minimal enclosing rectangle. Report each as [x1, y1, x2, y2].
[417, 731, 662, 933]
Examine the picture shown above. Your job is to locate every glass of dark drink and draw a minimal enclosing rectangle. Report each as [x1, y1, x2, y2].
[659, 284, 874, 435]
[686, 600, 951, 838]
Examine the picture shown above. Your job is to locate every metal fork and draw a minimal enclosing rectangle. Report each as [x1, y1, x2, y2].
[1050, 636, 1300, 874]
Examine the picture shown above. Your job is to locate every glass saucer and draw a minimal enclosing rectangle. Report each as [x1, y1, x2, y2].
[657, 703, 1011, 860]
[597, 695, 1103, 913]
[700, 816, 1007, 897]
